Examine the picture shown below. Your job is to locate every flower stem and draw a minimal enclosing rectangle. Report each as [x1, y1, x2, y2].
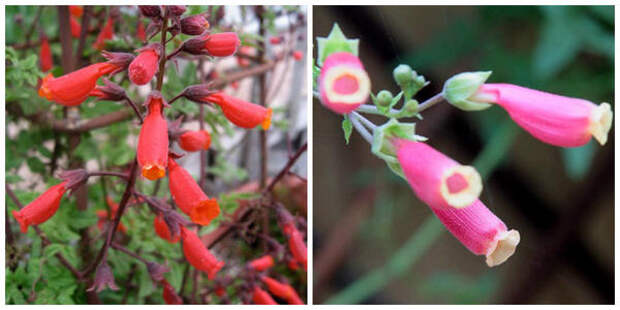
[351, 111, 376, 130]
[417, 92, 444, 112]
[349, 113, 373, 144]
[155, 10, 169, 91]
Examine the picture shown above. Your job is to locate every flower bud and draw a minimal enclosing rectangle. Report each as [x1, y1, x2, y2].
[180, 14, 210, 36]
[293, 50, 303, 61]
[146, 261, 170, 284]
[139, 6, 162, 19]
[166, 5, 186, 17]
[376, 90, 393, 108]
[178, 130, 211, 152]
[101, 51, 135, 76]
[161, 279, 183, 304]
[270, 36, 281, 45]
[205, 32, 241, 57]
[393, 64, 413, 86]
[12, 182, 67, 233]
[129, 43, 162, 85]
[443, 71, 493, 111]
[319, 52, 371, 114]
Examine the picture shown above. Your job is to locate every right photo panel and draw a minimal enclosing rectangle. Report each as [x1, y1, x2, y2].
[313, 6, 614, 304]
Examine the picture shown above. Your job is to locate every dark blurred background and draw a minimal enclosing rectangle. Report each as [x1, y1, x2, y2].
[313, 6, 614, 304]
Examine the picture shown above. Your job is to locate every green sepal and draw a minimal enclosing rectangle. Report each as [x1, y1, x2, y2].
[342, 115, 353, 145]
[316, 23, 359, 66]
[403, 73, 429, 101]
[371, 118, 420, 179]
[443, 71, 493, 111]
[395, 99, 419, 118]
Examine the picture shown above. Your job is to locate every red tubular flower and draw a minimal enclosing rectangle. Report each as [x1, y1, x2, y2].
[136, 19, 146, 42]
[161, 279, 183, 304]
[292, 50, 303, 61]
[93, 18, 114, 50]
[178, 130, 211, 152]
[154, 212, 180, 243]
[287, 258, 300, 271]
[261, 276, 304, 305]
[231, 81, 239, 90]
[287, 229, 307, 270]
[181, 226, 224, 279]
[137, 92, 169, 180]
[215, 286, 226, 297]
[96, 210, 127, 233]
[38, 62, 121, 106]
[12, 182, 67, 233]
[252, 286, 278, 305]
[69, 5, 83, 18]
[168, 158, 220, 225]
[205, 32, 240, 57]
[270, 37, 281, 45]
[129, 43, 162, 85]
[248, 255, 274, 272]
[204, 92, 272, 130]
[39, 35, 52, 72]
[70, 16, 81, 38]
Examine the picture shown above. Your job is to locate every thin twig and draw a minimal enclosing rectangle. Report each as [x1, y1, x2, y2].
[155, 9, 169, 91]
[349, 113, 373, 144]
[263, 142, 307, 194]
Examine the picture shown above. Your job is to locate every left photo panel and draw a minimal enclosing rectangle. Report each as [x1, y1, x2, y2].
[6, 5, 307, 305]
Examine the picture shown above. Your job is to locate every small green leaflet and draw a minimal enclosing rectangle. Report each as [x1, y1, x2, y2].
[342, 115, 353, 144]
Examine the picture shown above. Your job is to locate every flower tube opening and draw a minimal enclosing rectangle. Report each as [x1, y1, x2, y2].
[485, 229, 520, 267]
[189, 198, 221, 226]
[589, 102, 613, 145]
[439, 165, 483, 209]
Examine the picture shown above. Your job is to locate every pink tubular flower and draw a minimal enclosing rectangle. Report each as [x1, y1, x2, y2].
[396, 141, 482, 209]
[319, 52, 371, 114]
[396, 140, 519, 266]
[474, 83, 613, 147]
[129, 43, 161, 85]
[12, 182, 68, 233]
[181, 226, 224, 279]
[432, 200, 520, 267]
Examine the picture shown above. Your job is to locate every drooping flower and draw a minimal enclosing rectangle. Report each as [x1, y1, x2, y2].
[137, 91, 169, 180]
[270, 36, 281, 45]
[261, 276, 304, 305]
[237, 46, 253, 67]
[396, 141, 482, 209]
[287, 229, 307, 271]
[38, 52, 133, 106]
[474, 83, 613, 147]
[87, 262, 119, 292]
[39, 35, 52, 72]
[205, 32, 240, 57]
[129, 43, 162, 85]
[252, 286, 278, 305]
[180, 14, 210, 35]
[161, 279, 183, 304]
[69, 5, 83, 18]
[287, 258, 300, 271]
[395, 140, 519, 266]
[154, 212, 180, 243]
[203, 92, 272, 130]
[181, 226, 225, 279]
[93, 17, 114, 50]
[96, 196, 128, 233]
[178, 130, 211, 152]
[248, 255, 274, 272]
[12, 182, 67, 233]
[70, 16, 81, 38]
[168, 158, 220, 225]
[319, 52, 371, 114]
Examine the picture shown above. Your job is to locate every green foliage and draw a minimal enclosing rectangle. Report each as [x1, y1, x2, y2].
[342, 115, 353, 144]
[418, 272, 498, 304]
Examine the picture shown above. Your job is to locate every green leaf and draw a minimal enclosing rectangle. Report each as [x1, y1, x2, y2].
[533, 7, 581, 80]
[342, 115, 353, 144]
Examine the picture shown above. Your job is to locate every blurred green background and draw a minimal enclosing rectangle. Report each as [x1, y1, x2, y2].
[313, 6, 613, 304]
